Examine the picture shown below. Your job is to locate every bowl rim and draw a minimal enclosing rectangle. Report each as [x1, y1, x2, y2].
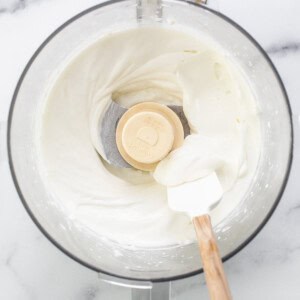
[7, 0, 294, 283]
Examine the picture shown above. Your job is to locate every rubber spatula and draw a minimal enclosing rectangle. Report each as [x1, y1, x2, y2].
[167, 172, 232, 300]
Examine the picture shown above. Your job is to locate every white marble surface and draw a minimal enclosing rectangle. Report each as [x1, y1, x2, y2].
[1, 0, 300, 299]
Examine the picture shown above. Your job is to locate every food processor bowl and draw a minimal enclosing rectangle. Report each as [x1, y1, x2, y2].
[8, 0, 293, 297]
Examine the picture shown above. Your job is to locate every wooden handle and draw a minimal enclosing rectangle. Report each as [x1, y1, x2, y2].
[193, 215, 232, 300]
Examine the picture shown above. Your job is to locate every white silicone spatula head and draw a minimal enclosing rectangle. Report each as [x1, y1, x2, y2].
[167, 172, 223, 217]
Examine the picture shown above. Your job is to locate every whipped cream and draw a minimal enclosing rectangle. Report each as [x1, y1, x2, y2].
[38, 27, 260, 247]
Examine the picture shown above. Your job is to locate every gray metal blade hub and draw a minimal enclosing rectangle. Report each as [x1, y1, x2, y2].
[100, 102, 190, 169]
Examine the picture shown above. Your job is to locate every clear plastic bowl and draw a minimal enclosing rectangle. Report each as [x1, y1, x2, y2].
[8, 0, 293, 295]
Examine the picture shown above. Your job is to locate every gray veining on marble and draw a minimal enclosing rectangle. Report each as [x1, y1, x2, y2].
[267, 42, 300, 56]
[1, 0, 300, 299]
[0, 0, 34, 14]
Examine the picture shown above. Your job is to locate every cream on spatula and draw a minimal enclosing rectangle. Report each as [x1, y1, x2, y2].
[167, 172, 232, 300]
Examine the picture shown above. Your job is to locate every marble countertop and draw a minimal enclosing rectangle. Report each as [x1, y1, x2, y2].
[1, 0, 300, 299]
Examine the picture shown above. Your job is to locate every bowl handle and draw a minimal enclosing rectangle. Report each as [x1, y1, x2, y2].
[136, 0, 162, 21]
[131, 282, 170, 300]
[98, 273, 171, 299]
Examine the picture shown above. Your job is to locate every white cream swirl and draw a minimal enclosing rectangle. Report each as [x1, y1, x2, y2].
[39, 27, 260, 247]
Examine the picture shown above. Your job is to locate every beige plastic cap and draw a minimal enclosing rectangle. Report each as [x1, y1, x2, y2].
[122, 111, 174, 164]
[116, 102, 184, 171]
